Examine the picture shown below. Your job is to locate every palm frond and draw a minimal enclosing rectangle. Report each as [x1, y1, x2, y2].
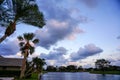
[23, 33, 35, 41]
[29, 46, 35, 55]
[0, 0, 4, 4]
[19, 42, 25, 47]
[17, 36, 24, 41]
[20, 47, 25, 52]
[32, 39, 39, 44]
[18, 4, 46, 28]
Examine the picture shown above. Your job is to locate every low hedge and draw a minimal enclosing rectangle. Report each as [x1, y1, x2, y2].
[0, 70, 20, 77]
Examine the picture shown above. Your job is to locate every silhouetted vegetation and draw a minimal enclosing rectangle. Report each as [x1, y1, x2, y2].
[0, 0, 45, 43]
[44, 59, 120, 75]
[45, 65, 84, 72]
[0, 70, 20, 77]
[17, 33, 39, 78]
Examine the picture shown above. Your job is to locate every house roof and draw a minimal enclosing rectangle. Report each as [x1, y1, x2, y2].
[0, 57, 23, 67]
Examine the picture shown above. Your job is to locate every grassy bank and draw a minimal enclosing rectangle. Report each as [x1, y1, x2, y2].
[16, 73, 38, 80]
[90, 71, 120, 75]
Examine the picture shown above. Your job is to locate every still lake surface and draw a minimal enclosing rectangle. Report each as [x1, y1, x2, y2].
[42, 72, 120, 80]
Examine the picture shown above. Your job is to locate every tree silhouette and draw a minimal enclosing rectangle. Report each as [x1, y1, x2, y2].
[0, 0, 45, 43]
[95, 59, 110, 72]
[17, 33, 39, 78]
[32, 57, 46, 73]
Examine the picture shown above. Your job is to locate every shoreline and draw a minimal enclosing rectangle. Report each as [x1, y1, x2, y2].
[90, 71, 120, 75]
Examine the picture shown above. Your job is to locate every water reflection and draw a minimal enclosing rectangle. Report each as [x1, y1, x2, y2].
[42, 72, 120, 80]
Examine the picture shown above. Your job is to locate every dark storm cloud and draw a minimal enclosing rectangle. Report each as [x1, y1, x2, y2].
[70, 44, 103, 61]
[35, 0, 84, 49]
[0, 40, 19, 55]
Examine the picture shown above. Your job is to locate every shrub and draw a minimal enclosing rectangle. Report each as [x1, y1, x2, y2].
[0, 70, 20, 77]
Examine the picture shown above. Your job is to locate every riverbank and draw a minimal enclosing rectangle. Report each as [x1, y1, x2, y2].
[16, 73, 38, 80]
[90, 71, 120, 75]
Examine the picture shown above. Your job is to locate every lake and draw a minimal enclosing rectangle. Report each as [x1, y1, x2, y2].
[41, 72, 120, 80]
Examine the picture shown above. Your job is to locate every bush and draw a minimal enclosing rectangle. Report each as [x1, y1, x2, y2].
[0, 70, 20, 77]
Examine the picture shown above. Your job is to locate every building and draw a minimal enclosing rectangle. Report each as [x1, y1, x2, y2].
[0, 56, 23, 71]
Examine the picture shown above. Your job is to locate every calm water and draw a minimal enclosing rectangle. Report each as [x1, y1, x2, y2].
[41, 72, 120, 80]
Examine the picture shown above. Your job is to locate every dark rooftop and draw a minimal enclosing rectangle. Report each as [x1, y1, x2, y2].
[0, 56, 23, 67]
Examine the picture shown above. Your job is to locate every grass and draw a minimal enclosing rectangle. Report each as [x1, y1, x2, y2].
[15, 73, 38, 80]
[90, 71, 120, 75]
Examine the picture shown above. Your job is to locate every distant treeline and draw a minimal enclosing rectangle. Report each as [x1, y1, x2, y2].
[44, 59, 120, 72]
[44, 65, 120, 72]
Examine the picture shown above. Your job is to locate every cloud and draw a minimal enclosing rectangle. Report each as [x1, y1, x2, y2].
[117, 35, 120, 39]
[0, 40, 19, 55]
[0, 27, 5, 36]
[108, 58, 120, 66]
[80, 0, 98, 8]
[40, 47, 68, 66]
[35, 0, 84, 49]
[108, 53, 120, 66]
[117, 46, 120, 51]
[37, 0, 71, 21]
[39, 44, 103, 66]
[35, 19, 83, 49]
[70, 44, 103, 61]
[40, 47, 67, 60]
[67, 27, 84, 40]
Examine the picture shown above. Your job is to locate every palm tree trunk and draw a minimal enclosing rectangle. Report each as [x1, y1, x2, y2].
[0, 21, 16, 43]
[20, 50, 28, 78]
[0, 34, 8, 43]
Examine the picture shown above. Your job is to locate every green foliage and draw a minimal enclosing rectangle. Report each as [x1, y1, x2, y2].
[29, 46, 35, 54]
[33, 39, 39, 44]
[17, 36, 24, 41]
[13, 0, 46, 28]
[17, 32, 39, 56]
[23, 57, 46, 78]
[0, 0, 4, 4]
[1, 0, 45, 28]
[46, 65, 83, 72]
[23, 33, 35, 41]
[66, 65, 77, 71]
[0, 0, 45, 43]
[32, 57, 46, 72]
[46, 66, 57, 72]
[16, 73, 38, 80]
[17, 33, 39, 78]
[95, 59, 110, 70]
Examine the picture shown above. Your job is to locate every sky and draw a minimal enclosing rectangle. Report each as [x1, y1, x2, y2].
[0, 0, 120, 68]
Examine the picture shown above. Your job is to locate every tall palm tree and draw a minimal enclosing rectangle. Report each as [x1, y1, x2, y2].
[0, 0, 45, 43]
[17, 32, 39, 78]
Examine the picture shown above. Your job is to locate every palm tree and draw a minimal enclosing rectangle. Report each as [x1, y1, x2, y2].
[0, 0, 45, 43]
[17, 32, 39, 78]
